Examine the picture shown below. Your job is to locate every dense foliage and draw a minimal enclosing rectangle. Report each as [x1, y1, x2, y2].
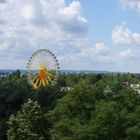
[0, 70, 140, 139]
[0, 70, 65, 140]
[48, 82, 140, 140]
[7, 99, 46, 140]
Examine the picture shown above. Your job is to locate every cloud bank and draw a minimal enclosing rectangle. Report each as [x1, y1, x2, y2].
[0, 0, 89, 69]
[112, 24, 140, 45]
[0, 0, 140, 72]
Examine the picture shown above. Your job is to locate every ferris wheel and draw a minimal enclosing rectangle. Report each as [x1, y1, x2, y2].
[26, 49, 60, 89]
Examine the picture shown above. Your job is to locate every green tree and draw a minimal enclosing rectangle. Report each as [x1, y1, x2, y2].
[0, 75, 32, 140]
[7, 99, 47, 140]
[47, 80, 140, 140]
[32, 85, 66, 112]
[125, 106, 140, 140]
[47, 82, 96, 140]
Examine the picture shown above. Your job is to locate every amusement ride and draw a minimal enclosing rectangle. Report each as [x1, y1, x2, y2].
[26, 49, 60, 89]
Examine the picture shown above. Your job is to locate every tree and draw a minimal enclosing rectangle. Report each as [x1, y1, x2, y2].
[12, 69, 21, 78]
[7, 99, 47, 140]
[47, 82, 97, 140]
[0, 76, 32, 140]
[125, 106, 140, 140]
[32, 85, 66, 112]
[47, 80, 140, 140]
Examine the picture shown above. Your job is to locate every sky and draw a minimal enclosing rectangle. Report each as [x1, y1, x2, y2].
[0, 0, 140, 72]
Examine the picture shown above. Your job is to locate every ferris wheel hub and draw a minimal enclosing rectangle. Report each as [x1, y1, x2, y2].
[26, 49, 60, 89]
[40, 65, 47, 71]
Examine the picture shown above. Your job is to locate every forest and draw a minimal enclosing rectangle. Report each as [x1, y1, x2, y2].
[1, 70, 140, 140]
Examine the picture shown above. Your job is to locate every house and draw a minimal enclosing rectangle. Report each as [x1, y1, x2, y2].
[61, 87, 72, 92]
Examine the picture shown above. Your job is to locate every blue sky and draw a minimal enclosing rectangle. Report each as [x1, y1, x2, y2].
[0, 0, 140, 72]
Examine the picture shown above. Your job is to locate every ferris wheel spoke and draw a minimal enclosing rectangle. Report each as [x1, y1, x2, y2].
[44, 55, 49, 67]
[48, 62, 57, 70]
[47, 61, 54, 69]
[46, 53, 55, 65]
[40, 51, 45, 66]
[27, 49, 59, 89]
[45, 54, 53, 67]
[47, 58, 56, 69]
[36, 53, 42, 66]
[46, 71, 55, 77]
[42, 52, 45, 65]
[33, 55, 41, 69]
[32, 53, 38, 67]
[48, 76, 53, 83]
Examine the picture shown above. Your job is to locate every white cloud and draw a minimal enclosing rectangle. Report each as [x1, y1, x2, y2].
[59, 42, 140, 72]
[58, 1, 88, 34]
[118, 49, 134, 58]
[0, 0, 88, 69]
[21, 5, 35, 19]
[121, 0, 140, 13]
[80, 42, 109, 58]
[112, 25, 140, 45]
[59, 1, 81, 18]
[100, 48, 139, 64]
[0, 0, 140, 72]
[0, 42, 11, 50]
[59, 42, 111, 70]
[94, 42, 110, 54]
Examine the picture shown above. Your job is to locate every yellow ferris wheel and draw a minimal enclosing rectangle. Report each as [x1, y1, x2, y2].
[26, 49, 60, 89]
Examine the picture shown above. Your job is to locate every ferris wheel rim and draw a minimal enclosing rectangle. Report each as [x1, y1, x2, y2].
[26, 49, 60, 88]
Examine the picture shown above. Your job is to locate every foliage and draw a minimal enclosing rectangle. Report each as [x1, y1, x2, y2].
[32, 85, 66, 111]
[0, 71, 32, 140]
[57, 73, 102, 87]
[0, 70, 65, 139]
[7, 99, 47, 140]
[1, 70, 140, 139]
[47, 81, 140, 140]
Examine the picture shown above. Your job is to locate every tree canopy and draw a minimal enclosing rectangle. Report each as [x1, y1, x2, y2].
[1, 70, 140, 139]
